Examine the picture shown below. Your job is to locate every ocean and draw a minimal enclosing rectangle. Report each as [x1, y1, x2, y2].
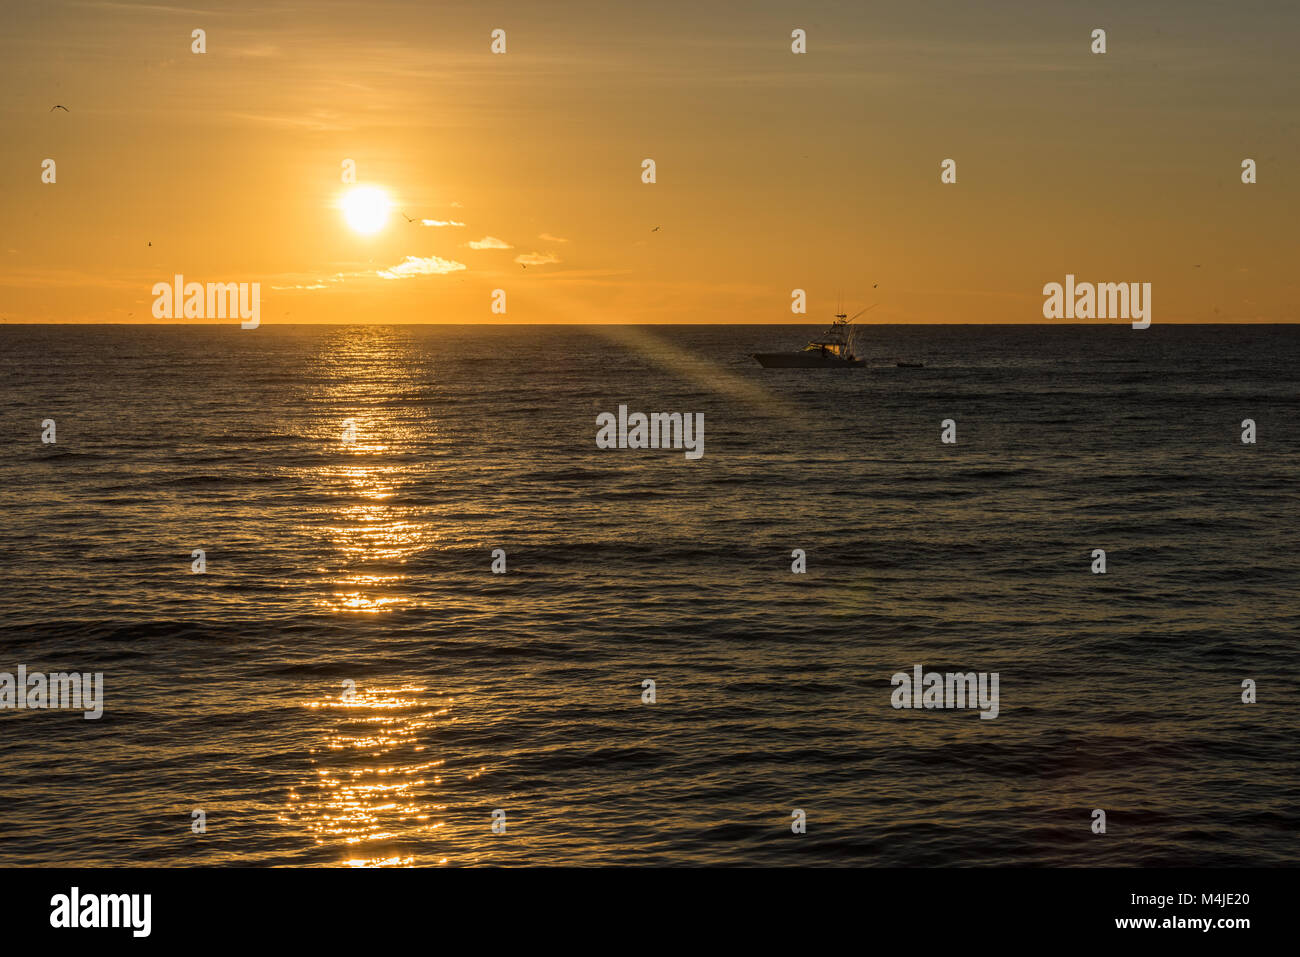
[0, 323, 1296, 866]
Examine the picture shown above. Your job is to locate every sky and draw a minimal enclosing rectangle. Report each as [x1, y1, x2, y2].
[1, 0, 1296, 324]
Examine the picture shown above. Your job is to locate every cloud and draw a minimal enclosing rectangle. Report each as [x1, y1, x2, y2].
[466, 236, 512, 250]
[515, 252, 561, 266]
[377, 255, 466, 279]
[420, 219, 465, 227]
[538, 233, 569, 243]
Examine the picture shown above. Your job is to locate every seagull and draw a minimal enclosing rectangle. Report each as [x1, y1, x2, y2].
[651, 225, 661, 232]
[50, 105, 69, 112]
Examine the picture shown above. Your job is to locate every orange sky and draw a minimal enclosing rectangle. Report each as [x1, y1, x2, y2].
[1, 0, 1296, 324]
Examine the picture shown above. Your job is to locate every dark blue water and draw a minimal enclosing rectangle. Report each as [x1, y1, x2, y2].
[0, 323, 1296, 866]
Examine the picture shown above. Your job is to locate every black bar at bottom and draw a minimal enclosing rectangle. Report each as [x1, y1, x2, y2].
[0, 867, 1280, 944]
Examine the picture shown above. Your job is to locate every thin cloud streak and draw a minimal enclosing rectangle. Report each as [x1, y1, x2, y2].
[467, 236, 511, 250]
[377, 255, 466, 279]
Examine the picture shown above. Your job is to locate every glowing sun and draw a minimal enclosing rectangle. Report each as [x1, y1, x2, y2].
[341, 186, 391, 235]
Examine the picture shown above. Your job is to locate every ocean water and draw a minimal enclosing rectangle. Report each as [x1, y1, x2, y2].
[0, 323, 1296, 867]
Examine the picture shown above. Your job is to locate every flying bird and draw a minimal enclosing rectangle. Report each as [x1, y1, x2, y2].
[400, 211, 415, 223]
[50, 105, 69, 112]
[651, 225, 661, 232]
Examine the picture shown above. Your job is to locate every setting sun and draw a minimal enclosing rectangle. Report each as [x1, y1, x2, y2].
[340, 185, 391, 235]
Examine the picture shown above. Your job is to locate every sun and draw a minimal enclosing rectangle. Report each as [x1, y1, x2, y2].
[340, 185, 391, 235]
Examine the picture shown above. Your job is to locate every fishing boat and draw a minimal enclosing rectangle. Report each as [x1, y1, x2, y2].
[750, 308, 868, 368]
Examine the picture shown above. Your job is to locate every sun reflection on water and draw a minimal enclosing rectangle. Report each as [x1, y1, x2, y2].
[312, 458, 437, 614]
[285, 331, 459, 865]
[301, 327, 446, 616]
[282, 682, 453, 867]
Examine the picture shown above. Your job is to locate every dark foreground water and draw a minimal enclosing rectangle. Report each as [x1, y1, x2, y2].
[0, 323, 1296, 866]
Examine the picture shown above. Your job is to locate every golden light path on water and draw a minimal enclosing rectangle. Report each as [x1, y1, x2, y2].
[284, 330, 459, 863]
[306, 325, 440, 616]
[316, 454, 435, 614]
[282, 325, 798, 864]
[282, 682, 453, 867]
